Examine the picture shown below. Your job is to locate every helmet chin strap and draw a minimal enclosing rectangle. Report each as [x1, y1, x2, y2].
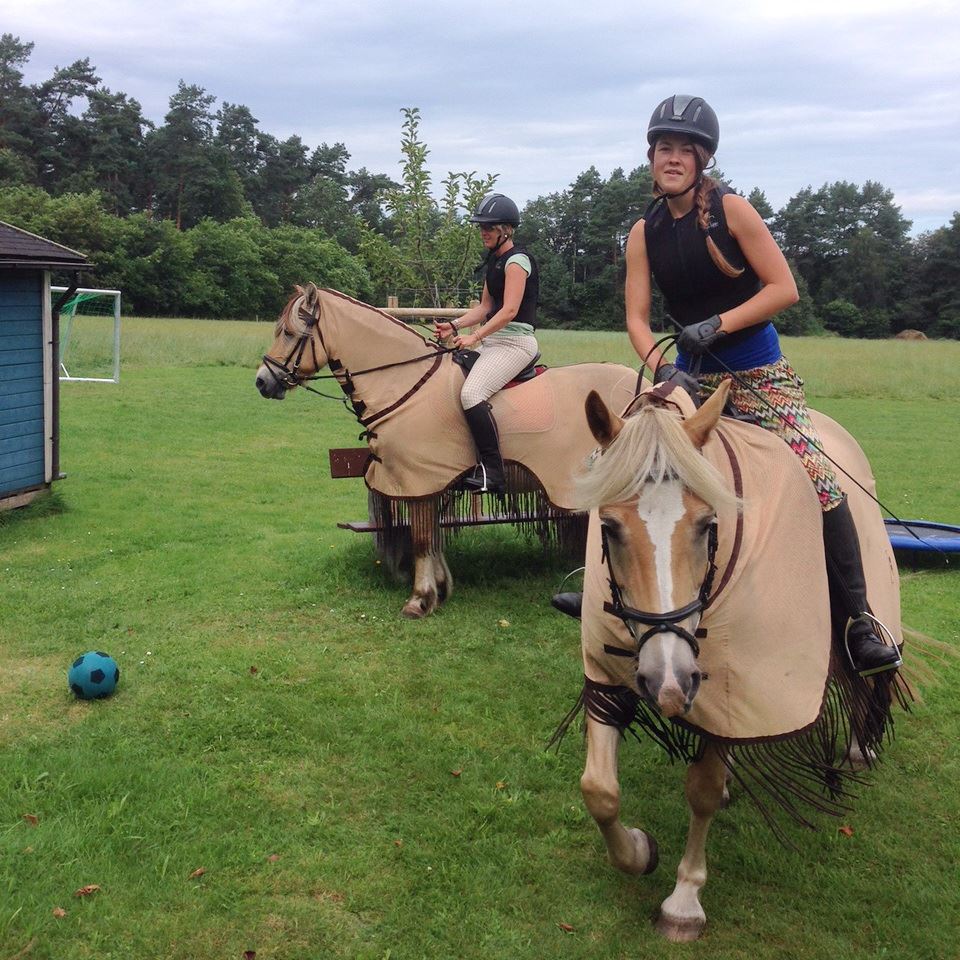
[662, 176, 701, 201]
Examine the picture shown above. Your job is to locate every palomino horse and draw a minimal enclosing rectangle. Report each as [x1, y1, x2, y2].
[254, 283, 635, 618]
[565, 379, 905, 941]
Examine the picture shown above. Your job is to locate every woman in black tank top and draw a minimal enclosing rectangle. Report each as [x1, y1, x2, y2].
[433, 192, 540, 494]
[554, 96, 900, 678]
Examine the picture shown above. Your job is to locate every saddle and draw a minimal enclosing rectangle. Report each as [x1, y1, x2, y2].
[452, 349, 546, 388]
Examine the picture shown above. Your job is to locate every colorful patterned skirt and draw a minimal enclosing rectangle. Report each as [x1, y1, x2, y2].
[699, 357, 843, 511]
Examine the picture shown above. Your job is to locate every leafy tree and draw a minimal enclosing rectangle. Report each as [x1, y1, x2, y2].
[820, 299, 863, 337]
[32, 57, 100, 190]
[146, 82, 245, 228]
[748, 188, 774, 220]
[215, 102, 262, 197]
[259, 223, 373, 314]
[777, 263, 823, 336]
[253, 133, 310, 226]
[383, 107, 494, 306]
[903, 212, 960, 338]
[0, 34, 39, 181]
[773, 181, 911, 320]
[94, 213, 195, 315]
[348, 166, 396, 234]
[58, 88, 152, 214]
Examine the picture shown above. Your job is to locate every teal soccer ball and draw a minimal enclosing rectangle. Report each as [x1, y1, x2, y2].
[68, 651, 120, 700]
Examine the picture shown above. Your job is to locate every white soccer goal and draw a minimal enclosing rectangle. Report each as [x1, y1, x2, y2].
[53, 286, 122, 383]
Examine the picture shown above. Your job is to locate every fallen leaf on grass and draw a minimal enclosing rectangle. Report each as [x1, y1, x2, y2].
[243, 952, 256, 960]
[188, 867, 206, 879]
[450, 769, 462, 777]
[838, 825, 854, 837]
[393, 839, 403, 847]
[22, 814, 39, 827]
[557, 922, 575, 933]
[498, 619, 510, 628]
[52, 907, 67, 918]
[267, 854, 281, 862]
[74, 885, 101, 898]
[249, 666, 258, 675]
[495, 781, 507, 790]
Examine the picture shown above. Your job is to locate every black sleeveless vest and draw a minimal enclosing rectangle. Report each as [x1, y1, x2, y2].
[644, 184, 766, 347]
[484, 244, 539, 328]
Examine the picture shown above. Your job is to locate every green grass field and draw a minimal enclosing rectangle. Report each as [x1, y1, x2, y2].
[1, 318, 957, 960]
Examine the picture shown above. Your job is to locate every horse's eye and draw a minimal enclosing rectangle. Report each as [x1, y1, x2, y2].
[697, 517, 716, 537]
[601, 519, 622, 541]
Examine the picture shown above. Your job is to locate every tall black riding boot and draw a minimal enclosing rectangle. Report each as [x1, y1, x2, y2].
[463, 402, 506, 494]
[823, 498, 902, 677]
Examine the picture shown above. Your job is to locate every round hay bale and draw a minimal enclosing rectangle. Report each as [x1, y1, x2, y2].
[894, 329, 927, 340]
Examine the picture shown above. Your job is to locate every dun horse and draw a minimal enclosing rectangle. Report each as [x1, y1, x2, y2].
[562, 379, 905, 941]
[255, 283, 635, 617]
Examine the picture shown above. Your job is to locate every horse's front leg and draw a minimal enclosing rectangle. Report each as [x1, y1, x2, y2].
[581, 716, 659, 876]
[656, 743, 727, 942]
[400, 499, 451, 619]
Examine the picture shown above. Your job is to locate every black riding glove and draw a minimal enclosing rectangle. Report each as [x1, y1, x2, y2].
[677, 315, 725, 355]
[652, 363, 701, 405]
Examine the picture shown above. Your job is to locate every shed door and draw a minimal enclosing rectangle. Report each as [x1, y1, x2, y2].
[0, 270, 45, 496]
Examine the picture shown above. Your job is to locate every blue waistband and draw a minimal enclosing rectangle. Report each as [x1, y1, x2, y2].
[677, 323, 782, 374]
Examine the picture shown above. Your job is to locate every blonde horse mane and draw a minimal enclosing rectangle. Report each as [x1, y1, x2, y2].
[574, 399, 739, 513]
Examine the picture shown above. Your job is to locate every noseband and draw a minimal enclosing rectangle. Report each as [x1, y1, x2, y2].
[261, 302, 322, 388]
[601, 520, 718, 658]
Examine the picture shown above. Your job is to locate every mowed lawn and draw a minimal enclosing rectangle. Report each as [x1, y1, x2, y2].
[1, 317, 957, 960]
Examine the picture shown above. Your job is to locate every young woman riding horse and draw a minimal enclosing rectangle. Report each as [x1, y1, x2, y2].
[558, 94, 900, 679]
[434, 193, 539, 494]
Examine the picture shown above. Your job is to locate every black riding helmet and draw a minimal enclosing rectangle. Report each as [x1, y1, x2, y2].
[469, 193, 521, 227]
[647, 95, 720, 155]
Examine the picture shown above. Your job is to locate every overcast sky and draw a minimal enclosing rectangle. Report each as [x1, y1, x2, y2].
[7, 0, 960, 234]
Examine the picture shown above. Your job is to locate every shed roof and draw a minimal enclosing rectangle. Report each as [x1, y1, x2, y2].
[0, 220, 93, 270]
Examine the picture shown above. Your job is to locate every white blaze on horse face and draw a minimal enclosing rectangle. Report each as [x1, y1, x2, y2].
[635, 480, 687, 613]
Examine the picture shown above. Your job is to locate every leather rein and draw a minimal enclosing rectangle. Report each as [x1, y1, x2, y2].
[601, 519, 719, 659]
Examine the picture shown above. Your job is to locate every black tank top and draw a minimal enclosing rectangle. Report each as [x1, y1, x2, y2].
[484, 244, 539, 328]
[644, 183, 766, 346]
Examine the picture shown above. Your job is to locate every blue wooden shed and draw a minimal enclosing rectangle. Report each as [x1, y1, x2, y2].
[0, 221, 91, 510]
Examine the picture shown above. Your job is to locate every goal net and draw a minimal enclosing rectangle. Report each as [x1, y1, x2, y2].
[53, 286, 121, 383]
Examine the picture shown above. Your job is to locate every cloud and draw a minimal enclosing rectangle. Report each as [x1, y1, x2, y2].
[6, 0, 960, 231]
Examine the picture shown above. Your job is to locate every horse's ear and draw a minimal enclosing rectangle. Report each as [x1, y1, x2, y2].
[302, 282, 321, 312]
[585, 390, 623, 449]
[682, 378, 731, 449]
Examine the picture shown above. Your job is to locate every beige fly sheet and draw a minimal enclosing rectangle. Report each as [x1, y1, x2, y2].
[363, 359, 637, 504]
[581, 384, 902, 744]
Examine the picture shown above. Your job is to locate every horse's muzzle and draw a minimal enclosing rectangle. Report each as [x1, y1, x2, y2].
[255, 366, 287, 400]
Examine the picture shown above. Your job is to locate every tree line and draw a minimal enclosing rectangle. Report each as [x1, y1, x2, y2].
[1, 33, 957, 338]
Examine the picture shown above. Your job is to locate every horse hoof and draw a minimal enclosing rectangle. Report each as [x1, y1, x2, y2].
[401, 599, 428, 619]
[655, 913, 705, 943]
[615, 828, 658, 876]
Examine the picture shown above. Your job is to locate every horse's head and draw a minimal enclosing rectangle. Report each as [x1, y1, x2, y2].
[255, 283, 328, 399]
[578, 380, 735, 718]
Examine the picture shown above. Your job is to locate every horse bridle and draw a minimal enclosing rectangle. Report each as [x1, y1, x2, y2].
[601, 520, 719, 659]
[260, 300, 323, 389]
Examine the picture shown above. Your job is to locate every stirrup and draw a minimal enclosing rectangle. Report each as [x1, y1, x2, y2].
[463, 463, 505, 494]
[843, 612, 903, 677]
[551, 567, 584, 620]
